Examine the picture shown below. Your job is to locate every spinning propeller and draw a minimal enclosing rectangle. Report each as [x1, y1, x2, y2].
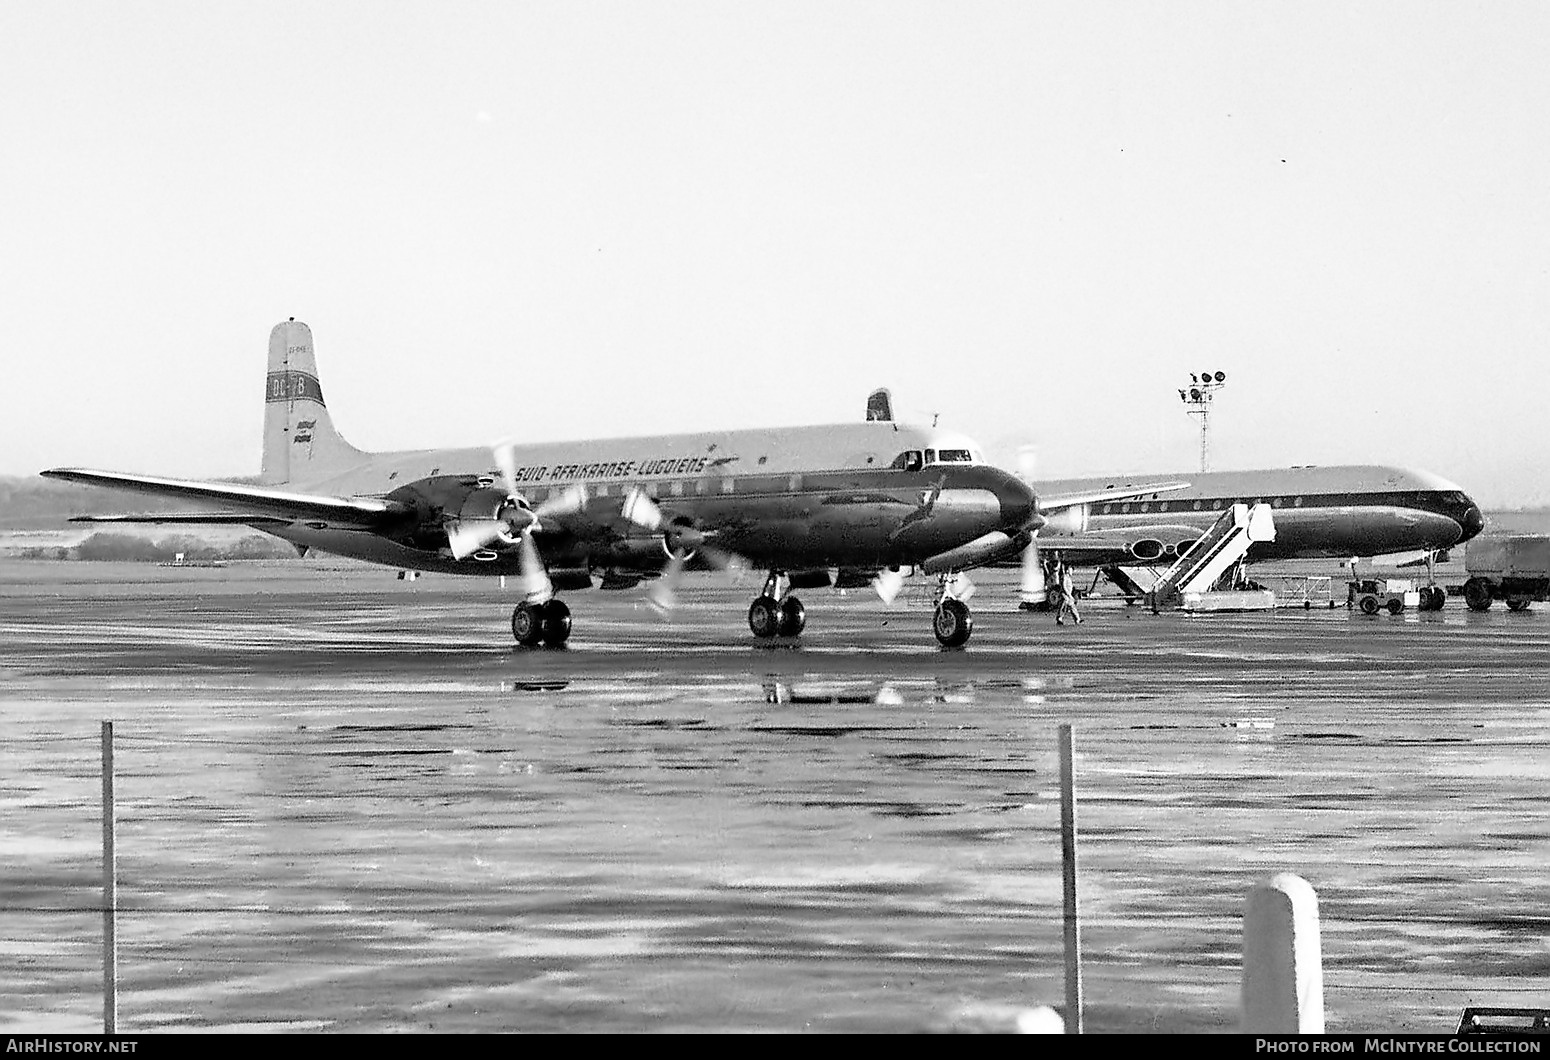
[620, 486, 746, 616]
[447, 442, 588, 601]
[1014, 444, 1048, 608]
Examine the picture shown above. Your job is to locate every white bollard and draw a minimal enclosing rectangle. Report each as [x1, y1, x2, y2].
[1241, 872, 1324, 1033]
[942, 1002, 1065, 1034]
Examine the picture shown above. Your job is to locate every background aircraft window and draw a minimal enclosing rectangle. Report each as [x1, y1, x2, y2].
[1121, 502, 1131, 513]
[1192, 500, 1201, 510]
[670, 481, 684, 497]
[595, 484, 609, 498]
[1140, 502, 1151, 512]
[1212, 500, 1224, 510]
[935, 449, 972, 463]
[788, 474, 802, 491]
[890, 451, 924, 471]
[1294, 496, 1304, 506]
[647, 482, 660, 498]
[924, 449, 937, 464]
[721, 478, 734, 494]
[695, 479, 707, 495]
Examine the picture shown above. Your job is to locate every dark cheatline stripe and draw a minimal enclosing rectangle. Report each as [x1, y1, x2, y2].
[266, 371, 326, 405]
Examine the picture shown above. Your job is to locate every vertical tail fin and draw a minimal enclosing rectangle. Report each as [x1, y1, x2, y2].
[261, 319, 365, 484]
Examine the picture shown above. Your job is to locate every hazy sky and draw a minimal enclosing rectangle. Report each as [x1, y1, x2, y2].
[2, 2, 1546, 505]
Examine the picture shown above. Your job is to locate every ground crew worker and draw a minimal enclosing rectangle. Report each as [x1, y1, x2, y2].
[1055, 563, 1082, 626]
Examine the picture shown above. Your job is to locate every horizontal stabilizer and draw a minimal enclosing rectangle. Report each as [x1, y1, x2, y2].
[41, 468, 410, 530]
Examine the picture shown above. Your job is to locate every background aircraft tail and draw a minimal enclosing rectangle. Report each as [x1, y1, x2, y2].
[261, 319, 366, 484]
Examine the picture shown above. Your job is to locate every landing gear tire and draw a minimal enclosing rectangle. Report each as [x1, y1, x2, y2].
[1429, 586, 1447, 611]
[1359, 596, 1379, 616]
[1386, 598, 1404, 615]
[933, 598, 973, 647]
[1506, 597, 1531, 612]
[1464, 577, 1493, 612]
[748, 597, 780, 639]
[777, 596, 806, 637]
[540, 599, 572, 646]
[512, 601, 545, 646]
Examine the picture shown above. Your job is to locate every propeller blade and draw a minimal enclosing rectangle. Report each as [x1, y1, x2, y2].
[646, 549, 687, 617]
[946, 572, 976, 603]
[448, 519, 504, 561]
[701, 546, 751, 585]
[1019, 536, 1047, 606]
[493, 441, 521, 498]
[515, 531, 553, 602]
[872, 567, 905, 605]
[1016, 444, 1039, 483]
[535, 482, 588, 518]
[621, 487, 664, 531]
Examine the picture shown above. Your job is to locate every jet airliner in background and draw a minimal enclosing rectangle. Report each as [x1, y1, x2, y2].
[1024, 465, 1484, 569]
[43, 320, 1178, 647]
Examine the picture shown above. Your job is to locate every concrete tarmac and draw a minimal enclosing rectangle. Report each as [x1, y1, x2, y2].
[1, 561, 1546, 1033]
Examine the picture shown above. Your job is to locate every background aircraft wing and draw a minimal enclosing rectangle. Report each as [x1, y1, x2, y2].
[1038, 481, 1191, 512]
[67, 512, 294, 525]
[40, 468, 410, 530]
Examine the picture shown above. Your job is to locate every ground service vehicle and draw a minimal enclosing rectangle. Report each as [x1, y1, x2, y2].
[1347, 577, 1422, 615]
[1463, 535, 1550, 612]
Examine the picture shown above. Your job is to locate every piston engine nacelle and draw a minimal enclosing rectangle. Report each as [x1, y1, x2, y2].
[445, 487, 534, 558]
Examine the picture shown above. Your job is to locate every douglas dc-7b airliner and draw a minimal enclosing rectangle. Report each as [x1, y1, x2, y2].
[44, 320, 1179, 647]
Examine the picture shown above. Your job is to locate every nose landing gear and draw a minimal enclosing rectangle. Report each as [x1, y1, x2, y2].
[931, 571, 975, 647]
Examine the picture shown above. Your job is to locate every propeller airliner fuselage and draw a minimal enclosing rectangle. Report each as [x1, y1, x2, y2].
[49, 320, 1166, 647]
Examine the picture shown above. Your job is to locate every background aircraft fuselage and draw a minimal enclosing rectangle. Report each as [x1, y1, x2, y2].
[1029, 464, 1483, 564]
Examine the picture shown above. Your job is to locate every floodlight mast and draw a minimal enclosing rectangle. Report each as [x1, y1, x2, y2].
[1177, 370, 1227, 472]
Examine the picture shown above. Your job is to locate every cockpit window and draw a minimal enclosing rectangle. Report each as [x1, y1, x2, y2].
[933, 448, 974, 464]
[890, 450, 924, 472]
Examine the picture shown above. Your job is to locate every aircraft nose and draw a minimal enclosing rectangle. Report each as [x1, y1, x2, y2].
[1458, 503, 1485, 542]
[997, 475, 1044, 533]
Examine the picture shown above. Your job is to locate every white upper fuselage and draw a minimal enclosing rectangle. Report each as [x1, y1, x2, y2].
[294, 422, 987, 500]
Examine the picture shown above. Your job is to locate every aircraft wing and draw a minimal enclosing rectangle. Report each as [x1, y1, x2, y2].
[68, 512, 294, 526]
[40, 468, 411, 530]
[1038, 481, 1191, 512]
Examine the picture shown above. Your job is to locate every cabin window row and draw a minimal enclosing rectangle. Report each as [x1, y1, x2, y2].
[1100, 497, 1309, 515]
[1096, 490, 1449, 515]
[521, 476, 809, 502]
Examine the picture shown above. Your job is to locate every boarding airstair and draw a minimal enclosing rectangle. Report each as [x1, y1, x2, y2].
[1146, 503, 1275, 611]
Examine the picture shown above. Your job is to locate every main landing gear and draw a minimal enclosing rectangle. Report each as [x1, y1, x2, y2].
[512, 599, 572, 648]
[931, 572, 974, 648]
[748, 572, 806, 640]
